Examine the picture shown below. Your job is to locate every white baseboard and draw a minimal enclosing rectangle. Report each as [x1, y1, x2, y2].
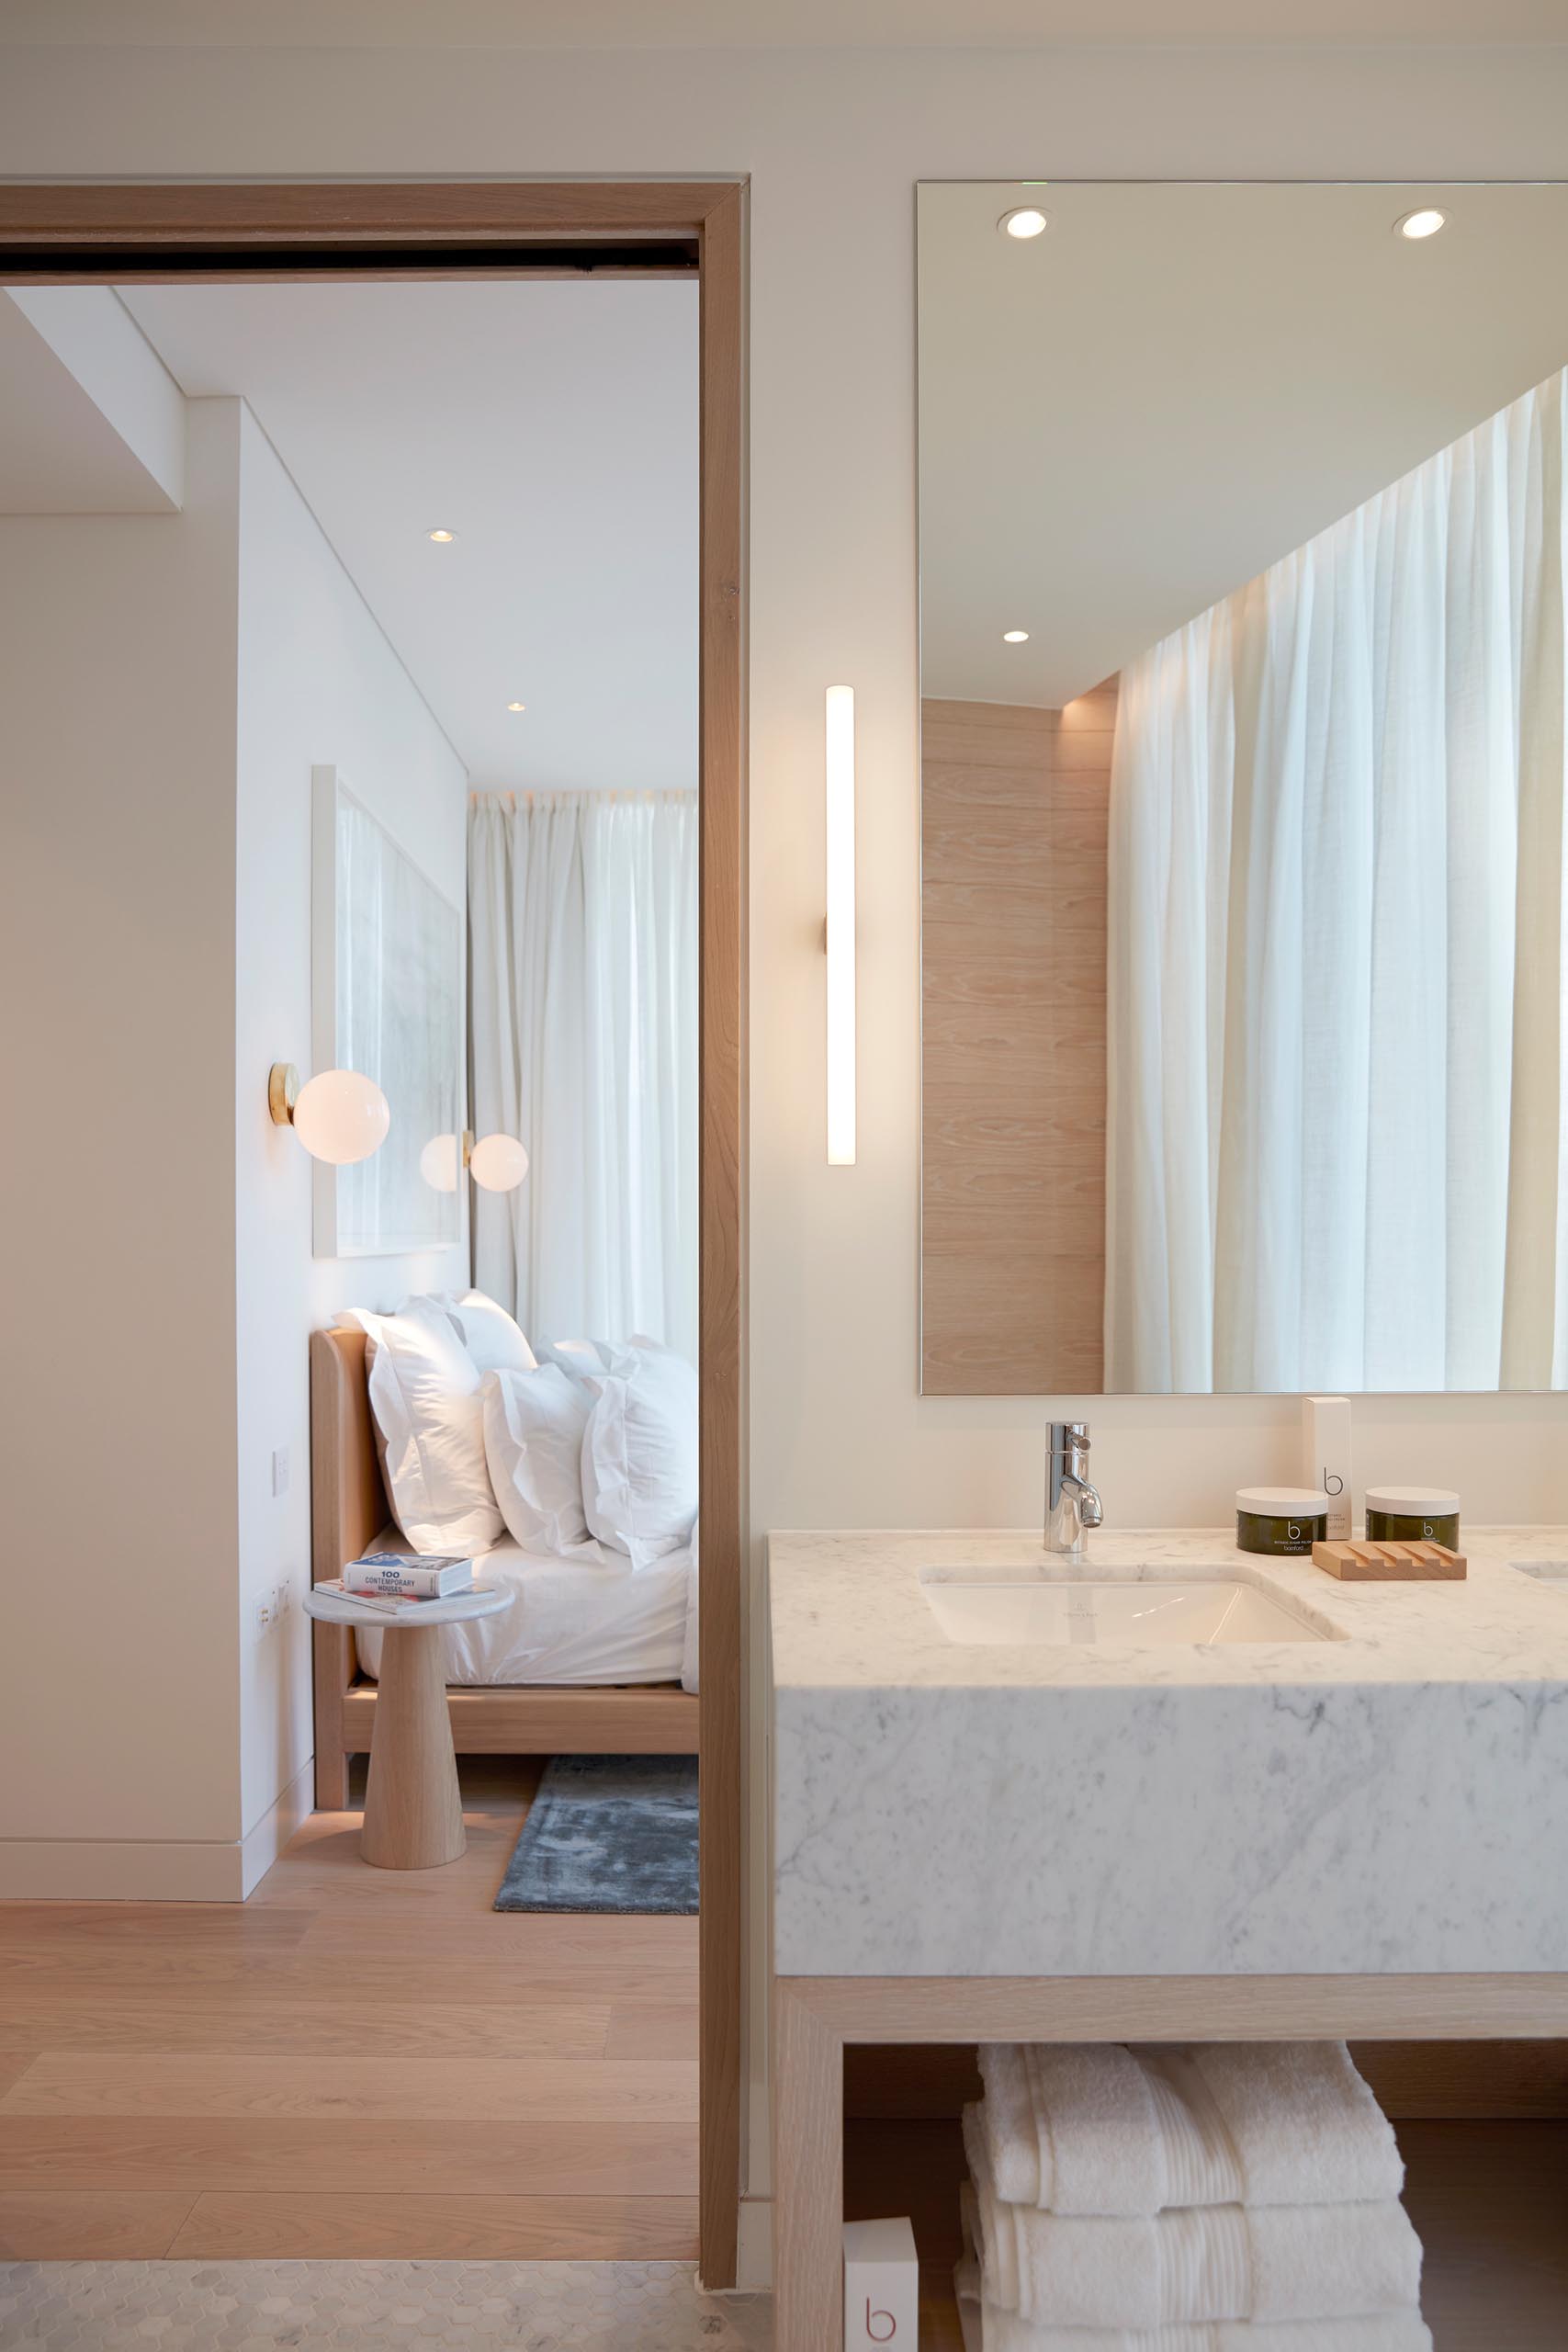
[240, 1758, 314, 1898]
[0, 1756, 317, 1904]
[0, 1836, 247, 1902]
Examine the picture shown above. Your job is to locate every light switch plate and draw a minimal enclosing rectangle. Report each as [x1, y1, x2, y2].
[271, 1447, 290, 1498]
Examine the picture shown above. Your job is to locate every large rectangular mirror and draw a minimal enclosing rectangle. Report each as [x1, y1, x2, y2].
[919, 180, 1568, 1396]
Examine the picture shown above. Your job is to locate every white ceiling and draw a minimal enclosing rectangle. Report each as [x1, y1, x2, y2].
[3, 0, 1565, 40]
[115, 278, 697, 793]
[919, 181, 1568, 708]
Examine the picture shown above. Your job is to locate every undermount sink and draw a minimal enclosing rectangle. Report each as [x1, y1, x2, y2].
[918, 1567, 1327, 1647]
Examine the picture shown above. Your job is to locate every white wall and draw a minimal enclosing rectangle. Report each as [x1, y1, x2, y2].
[6, 29, 1568, 2231]
[233, 401, 468, 1860]
[0, 402, 243, 1887]
[0, 391, 467, 1898]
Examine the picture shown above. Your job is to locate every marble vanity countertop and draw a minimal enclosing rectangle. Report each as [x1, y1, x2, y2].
[770, 1524, 1568, 1690]
[769, 1528, 1568, 1978]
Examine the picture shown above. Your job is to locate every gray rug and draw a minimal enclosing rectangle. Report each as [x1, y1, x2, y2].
[495, 1754, 698, 1915]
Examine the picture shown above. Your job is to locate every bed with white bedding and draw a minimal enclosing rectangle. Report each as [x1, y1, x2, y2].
[354, 1534, 698, 1691]
[310, 1323, 700, 1807]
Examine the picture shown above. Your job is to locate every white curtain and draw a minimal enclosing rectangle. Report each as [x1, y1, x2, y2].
[1106, 368, 1568, 1393]
[468, 791, 699, 1365]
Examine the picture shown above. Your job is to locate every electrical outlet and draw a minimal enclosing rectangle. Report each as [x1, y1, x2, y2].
[271, 1447, 290, 1498]
[255, 1595, 272, 1635]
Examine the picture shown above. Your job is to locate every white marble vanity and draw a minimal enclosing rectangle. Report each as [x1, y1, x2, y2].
[768, 1528, 1568, 2350]
[772, 1526, 1568, 1979]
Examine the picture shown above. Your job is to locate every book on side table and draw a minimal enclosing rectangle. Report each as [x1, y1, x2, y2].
[342, 1551, 475, 1600]
[318, 1576, 496, 1619]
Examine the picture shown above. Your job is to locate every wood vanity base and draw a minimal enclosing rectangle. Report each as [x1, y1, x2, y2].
[772, 1971, 1568, 2352]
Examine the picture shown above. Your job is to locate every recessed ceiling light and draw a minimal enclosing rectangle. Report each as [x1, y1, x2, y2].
[1395, 208, 1446, 241]
[506, 701, 526, 713]
[998, 207, 1048, 241]
[1002, 629, 1031, 644]
[426, 527, 457, 543]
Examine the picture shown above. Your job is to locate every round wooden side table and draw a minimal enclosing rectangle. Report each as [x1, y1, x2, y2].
[303, 1585, 510, 1870]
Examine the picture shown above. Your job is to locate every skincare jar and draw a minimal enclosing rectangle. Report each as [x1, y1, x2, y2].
[1364, 1486, 1460, 1548]
[1236, 1487, 1330, 1556]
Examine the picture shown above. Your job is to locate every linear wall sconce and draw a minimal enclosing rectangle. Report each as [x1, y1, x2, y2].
[825, 684, 857, 1166]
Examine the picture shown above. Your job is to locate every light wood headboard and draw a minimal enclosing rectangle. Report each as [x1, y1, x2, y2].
[309, 1325, 389, 1804]
[310, 1324, 390, 1589]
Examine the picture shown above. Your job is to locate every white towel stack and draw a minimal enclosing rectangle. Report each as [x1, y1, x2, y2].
[954, 2041, 1432, 2352]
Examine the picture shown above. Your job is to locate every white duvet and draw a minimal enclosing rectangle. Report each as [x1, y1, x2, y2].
[353, 1532, 698, 1693]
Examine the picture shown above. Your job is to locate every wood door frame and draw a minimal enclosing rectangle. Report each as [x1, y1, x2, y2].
[0, 175, 748, 2288]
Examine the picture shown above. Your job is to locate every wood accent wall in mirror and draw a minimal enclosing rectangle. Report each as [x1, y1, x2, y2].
[919, 179, 1568, 1396]
[922, 688, 1114, 1394]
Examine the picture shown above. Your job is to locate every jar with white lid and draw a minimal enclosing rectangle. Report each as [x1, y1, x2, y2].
[1235, 1487, 1330, 1556]
[1364, 1487, 1460, 1548]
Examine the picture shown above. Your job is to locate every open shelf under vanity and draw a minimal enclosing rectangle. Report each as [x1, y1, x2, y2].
[840, 2044, 1568, 2352]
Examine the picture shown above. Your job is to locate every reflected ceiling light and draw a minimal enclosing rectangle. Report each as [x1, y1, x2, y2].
[267, 1063, 389, 1166]
[506, 700, 526, 712]
[998, 206, 1048, 240]
[1395, 208, 1446, 241]
[425, 526, 457, 543]
[1002, 629, 1031, 644]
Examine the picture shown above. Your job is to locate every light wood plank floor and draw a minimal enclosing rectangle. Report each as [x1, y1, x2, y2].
[0, 1760, 699, 2260]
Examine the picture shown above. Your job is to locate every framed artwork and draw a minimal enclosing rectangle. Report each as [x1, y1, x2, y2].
[311, 764, 463, 1259]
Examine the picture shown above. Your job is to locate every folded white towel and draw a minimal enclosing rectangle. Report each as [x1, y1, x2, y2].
[953, 2251, 1434, 2352]
[963, 2114, 1423, 2330]
[976, 2043, 1404, 2217]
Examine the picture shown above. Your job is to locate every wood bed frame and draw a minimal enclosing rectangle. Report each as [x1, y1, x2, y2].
[310, 1324, 701, 1808]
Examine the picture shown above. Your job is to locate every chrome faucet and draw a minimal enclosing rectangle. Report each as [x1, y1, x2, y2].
[1046, 1420, 1103, 1557]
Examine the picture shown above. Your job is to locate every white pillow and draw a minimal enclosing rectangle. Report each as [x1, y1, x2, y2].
[580, 1341, 698, 1569]
[535, 1335, 614, 1385]
[444, 1290, 536, 1376]
[341, 1299, 503, 1555]
[481, 1364, 592, 1554]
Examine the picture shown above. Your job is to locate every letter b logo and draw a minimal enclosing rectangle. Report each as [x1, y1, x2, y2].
[866, 2301, 897, 2342]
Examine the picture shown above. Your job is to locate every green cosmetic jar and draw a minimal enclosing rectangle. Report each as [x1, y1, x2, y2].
[1235, 1487, 1331, 1557]
[1364, 1487, 1460, 1549]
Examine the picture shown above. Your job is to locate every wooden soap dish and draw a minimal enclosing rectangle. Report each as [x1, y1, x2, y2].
[1313, 1539, 1466, 1582]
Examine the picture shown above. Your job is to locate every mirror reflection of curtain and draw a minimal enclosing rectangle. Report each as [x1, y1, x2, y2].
[468, 791, 699, 1364]
[1106, 368, 1568, 1393]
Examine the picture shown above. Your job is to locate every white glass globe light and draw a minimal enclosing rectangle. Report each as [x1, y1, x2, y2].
[468, 1132, 529, 1193]
[291, 1069, 389, 1166]
[419, 1133, 461, 1193]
